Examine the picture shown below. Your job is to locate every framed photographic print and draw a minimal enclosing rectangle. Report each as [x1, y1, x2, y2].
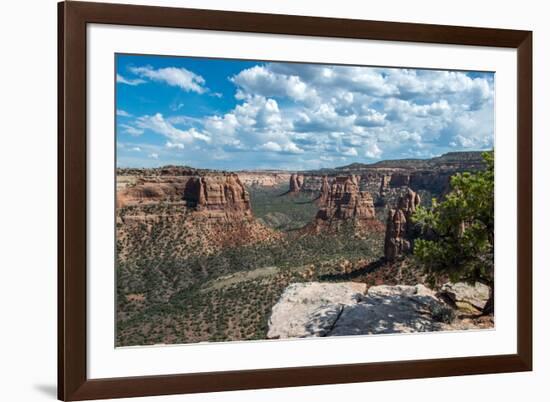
[58, 1, 532, 400]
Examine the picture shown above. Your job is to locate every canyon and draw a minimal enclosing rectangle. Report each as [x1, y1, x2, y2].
[115, 151, 493, 346]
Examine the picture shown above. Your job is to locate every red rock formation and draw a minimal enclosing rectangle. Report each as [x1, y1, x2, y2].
[384, 209, 409, 261]
[314, 176, 378, 231]
[318, 175, 330, 206]
[117, 173, 253, 220]
[379, 175, 391, 197]
[289, 173, 304, 193]
[397, 187, 421, 214]
[117, 179, 189, 208]
[116, 172, 280, 259]
[384, 188, 421, 260]
[185, 174, 252, 218]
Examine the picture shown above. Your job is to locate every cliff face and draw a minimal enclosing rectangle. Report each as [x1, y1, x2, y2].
[117, 181, 187, 208]
[317, 175, 375, 221]
[290, 170, 452, 199]
[409, 171, 451, 195]
[238, 172, 290, 188]
[286, 151, 485, 201]
[312, 175, 381, 233]
[299, 175, 327, 192]
[117, 174, 253, 219]
[389, 173, 410, 187]
[384, 188, 421, 260]
[116, 172, 277, 258]
[184, 174, 252, 219]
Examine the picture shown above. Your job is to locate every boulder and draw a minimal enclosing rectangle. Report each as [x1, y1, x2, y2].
[438, 282, 491, 314]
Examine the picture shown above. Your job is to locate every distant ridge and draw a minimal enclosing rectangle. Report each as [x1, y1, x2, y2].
[332, 151, 488, 172]
[117, 151, 490, 175]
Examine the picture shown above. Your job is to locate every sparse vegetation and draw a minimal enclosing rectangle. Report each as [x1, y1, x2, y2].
[250, 184, 319, 231]
[116, 186, 385, 346]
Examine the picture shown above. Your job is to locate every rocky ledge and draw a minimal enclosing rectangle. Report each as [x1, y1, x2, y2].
[267, 281, 492, 339]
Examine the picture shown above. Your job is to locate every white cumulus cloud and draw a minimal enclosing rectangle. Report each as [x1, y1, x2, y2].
[116, 74, 145, 86]
[129, 66, 207, 94]
[116, 109, 132, 117]
[231, 65, 318, 103]
[342, 147, 358, 157]
[136, 113, 211, 143]
[365, 143, 383, 159]
[118, 60, 494, 169]
[165, 141, 185, 150]
[119, 124, 144, 136]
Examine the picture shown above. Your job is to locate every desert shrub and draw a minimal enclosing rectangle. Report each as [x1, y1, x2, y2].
[430, 304, 456, 324]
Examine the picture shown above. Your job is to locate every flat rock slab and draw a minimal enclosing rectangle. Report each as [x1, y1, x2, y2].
[268, 282, 460, 338]
[330, 284, 444, 336]
[267, 282, 366, 339]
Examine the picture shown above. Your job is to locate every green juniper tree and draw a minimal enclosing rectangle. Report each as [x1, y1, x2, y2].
[413, 151, 494, 314]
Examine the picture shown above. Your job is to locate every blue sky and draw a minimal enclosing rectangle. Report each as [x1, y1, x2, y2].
[116, 54, 494, 170]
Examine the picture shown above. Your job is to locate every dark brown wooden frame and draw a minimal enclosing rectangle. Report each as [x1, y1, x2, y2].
[58, 1, 532, 400]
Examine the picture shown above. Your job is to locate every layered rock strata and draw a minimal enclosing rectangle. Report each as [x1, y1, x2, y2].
[117, 174, 253, 218]
[116, 172, 278, 257]
[238, 172, 291, 188]
[316, 176, 375, 221]
[184, 174, 252, 219]
[284, 151, 486, 202]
